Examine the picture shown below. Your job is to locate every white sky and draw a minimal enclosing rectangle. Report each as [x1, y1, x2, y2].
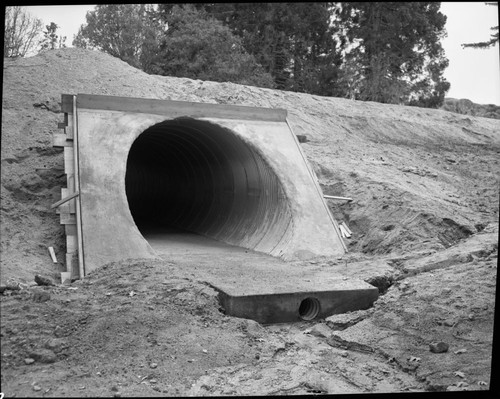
[24, 3, 500, 105]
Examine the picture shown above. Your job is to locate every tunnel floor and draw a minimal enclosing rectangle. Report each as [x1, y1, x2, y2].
[142, 226, 251, 257]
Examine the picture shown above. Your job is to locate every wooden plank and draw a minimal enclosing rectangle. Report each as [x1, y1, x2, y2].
[66, 235, 77, 253]
[57, 188, 70, 215]
[64, 147, 74, 174]
[66, 174, 75, 193]
[341, 222, 353, 235]
[339, 224, 351, 238]
[324, 195, 353, 202]
[66, 109, 74, 139]
[51, 191, 79, 209]
[72, 96, 85, 280]
[60, 213, 76, 225]
[60, 271, 71, 284]
[65, 253, 72, 272]
[60, 188, 75, 213]
[52, 133, 73, 148]
[65, 224, 77, 236]
[76, 93, 288, 122]
[65, 253, 79, 278]
[71, 254, 80, 279]
[48, 247, 58, 263]
[61, 94, 75, 114]
[65, 125, 73, 140]
[58, 113, 69, 129]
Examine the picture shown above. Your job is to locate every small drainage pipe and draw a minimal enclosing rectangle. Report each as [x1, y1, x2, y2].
[299, 297, 321, 320]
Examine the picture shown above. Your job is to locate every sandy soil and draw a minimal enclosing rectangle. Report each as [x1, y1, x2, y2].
[1, 48, 498, 396]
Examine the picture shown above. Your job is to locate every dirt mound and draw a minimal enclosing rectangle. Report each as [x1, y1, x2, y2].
[2, 47, 499, 283]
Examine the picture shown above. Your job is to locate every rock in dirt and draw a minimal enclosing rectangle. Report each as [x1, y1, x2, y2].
[24, 358, 35, 365]
[308, 323, 332, 338]
[44, 338, 68, 353]
[29, 349, 57, 363]
[240, 318, 264, 337]
[35, 274, 54, 286]
[429, 342, 449, 353]
[53, 325, 64, 337]
[325, 310, 368, 331]
[32, 290, 51, 303]
[5, 282, 20, 291]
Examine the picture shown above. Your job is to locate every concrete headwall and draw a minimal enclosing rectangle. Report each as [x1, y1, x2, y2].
[72, 94, 345, 273]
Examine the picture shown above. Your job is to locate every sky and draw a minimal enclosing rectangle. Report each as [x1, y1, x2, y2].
[24, 3, 500, 105]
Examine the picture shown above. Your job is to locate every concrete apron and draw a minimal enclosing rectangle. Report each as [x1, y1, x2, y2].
[145, 228, 378, 324]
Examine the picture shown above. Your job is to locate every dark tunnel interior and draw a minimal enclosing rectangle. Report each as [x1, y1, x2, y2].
[124, 118, 293, 253]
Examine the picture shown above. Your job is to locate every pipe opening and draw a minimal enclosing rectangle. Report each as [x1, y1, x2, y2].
[299, 297, 321, 320]
[125, 118, 293, 254]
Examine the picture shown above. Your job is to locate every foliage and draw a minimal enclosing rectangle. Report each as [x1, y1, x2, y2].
[336, 2, 450, 107]
[72, 2, 454, 108]
[4, 6, 44, 57]
[153, 5, 275, 87]
[73, 4, 162, 72]
[39, 22, 66, 51]
[191, 3, 345, 95]
[461, 2, 498, 49]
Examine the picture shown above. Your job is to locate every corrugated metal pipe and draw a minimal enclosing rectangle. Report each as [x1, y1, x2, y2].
[125, 118, 293, 254]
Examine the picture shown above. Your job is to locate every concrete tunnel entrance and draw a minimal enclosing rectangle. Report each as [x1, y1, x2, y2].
[124, 118, 293, 253]
[57, 93, 348, 277]
[55, 94, 378, 323]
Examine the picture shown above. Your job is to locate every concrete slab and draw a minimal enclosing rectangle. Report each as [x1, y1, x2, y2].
[145, 228, 378, 324]
[215, 282, 378, 325]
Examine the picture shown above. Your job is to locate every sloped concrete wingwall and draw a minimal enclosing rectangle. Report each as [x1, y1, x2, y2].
[72, 94, 345, 273]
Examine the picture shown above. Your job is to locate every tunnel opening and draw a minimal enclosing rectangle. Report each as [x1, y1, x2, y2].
[125, 118, 293, 254]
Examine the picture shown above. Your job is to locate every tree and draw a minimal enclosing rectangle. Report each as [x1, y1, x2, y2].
[4, 6, 44, 57]
[192, 3, 345, 95]
[73, 4, 162, 72]
[337, 2, 450, 107]
[153, 5, 275, 87]
[39, 22, 66, 51]
[462, 2, 498, 49]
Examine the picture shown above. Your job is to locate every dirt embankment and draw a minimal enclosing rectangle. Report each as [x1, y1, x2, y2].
[2, 48, 498, 283]
[1, 48, 498, 396]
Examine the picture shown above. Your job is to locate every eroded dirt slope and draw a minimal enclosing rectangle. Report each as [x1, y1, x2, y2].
[1, 48, 499, 396]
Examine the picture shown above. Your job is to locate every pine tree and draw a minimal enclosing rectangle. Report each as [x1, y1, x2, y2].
[198, 3, 345, 95]
[39, 22, 66, 51]
[337, 2, 450, 107]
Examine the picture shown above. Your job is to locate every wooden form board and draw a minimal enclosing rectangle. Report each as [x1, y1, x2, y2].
[54, 94, 81, 280]
[76, 93, 288, 122]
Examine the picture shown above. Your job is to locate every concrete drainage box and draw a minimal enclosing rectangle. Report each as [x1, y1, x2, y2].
[54, 94, 346, 279]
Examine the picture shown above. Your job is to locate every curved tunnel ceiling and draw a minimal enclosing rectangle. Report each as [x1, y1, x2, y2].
[125, 118, 293, 254]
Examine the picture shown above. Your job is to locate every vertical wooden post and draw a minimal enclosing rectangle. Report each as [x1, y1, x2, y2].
[72, 95, 85, 279]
